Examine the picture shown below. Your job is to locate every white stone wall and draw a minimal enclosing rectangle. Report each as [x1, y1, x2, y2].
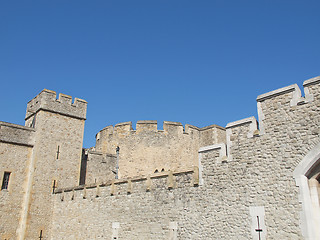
[51, 77, 320, 239]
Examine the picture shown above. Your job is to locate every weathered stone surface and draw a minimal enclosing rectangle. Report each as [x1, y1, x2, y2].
[1, 76, 320, 239]
[94, 121, 225, 178]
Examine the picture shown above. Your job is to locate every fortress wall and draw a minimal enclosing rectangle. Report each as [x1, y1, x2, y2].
[2, 76, 320, 239]
[51, 169, 199, 239]
[0, 121, 35, 147]
[0, 142, 33, 239]
[0, 122, 34, 239]
[51, 145, 268, 239]
[197, 146, 253, 239]
[94, 121, 225, 180]
[22, 90, 87, 240]
[52, 77, 320, 239]
[51, 76, 319, 239]
[222, 76, 320, 239]
[84, 150, 117, 184]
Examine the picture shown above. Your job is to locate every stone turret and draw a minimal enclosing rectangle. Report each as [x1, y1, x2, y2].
[91, 120, 225, 180]
[20, 89, 87, 240]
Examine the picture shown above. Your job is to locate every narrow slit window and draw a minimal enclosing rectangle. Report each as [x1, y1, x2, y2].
[1, 172, 11, 190]
[56, 145, 60, 159]
[52, 180, 57, 194]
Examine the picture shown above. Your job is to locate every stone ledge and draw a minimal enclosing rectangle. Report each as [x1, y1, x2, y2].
[256, 84, 299, 102]
[225, 116, 257, 129]
[303, 76, 320, 87]
[199, 143, 225, 153]
[115, 121, 132, 127]
[0, 121, 35, 131]
[163, 121, 183, 126]
[136, 120, 157, 124]
[0, 121, 35, 147]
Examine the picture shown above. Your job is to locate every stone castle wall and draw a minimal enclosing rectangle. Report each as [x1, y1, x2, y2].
[0, 89, 88, 240]
[23, 91, 87, 240]
[1, 76, 320, 239]
[93, 120, 225, 179]
[0, 122, 35, 239]
[51, 76, 320, 239]
[51, 168, 200, 240]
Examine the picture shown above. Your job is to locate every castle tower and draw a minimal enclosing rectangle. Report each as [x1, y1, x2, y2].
[18, 89, 87, 239]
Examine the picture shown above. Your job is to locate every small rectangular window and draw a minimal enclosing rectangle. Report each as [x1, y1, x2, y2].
[1, 172, 11, 190]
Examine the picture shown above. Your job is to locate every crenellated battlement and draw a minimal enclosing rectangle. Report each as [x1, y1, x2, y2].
[256, 76, 320, 107]
[25, 89, 87, 121]
[136, 120, 158, 133]
[255, 76, 320, 135]
[303, 76, 320, 102]
[54, 167, 198, 201]
[96, 120, 224, 138]
[226, 76, 320, 156]
[93, 120, 225, 179]
[2, 77, 320, 240]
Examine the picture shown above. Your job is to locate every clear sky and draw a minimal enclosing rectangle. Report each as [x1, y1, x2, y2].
[1, 0, 319, 148]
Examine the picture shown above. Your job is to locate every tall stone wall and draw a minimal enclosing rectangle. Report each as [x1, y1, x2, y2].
[1, 76, 320, 240]
[23, 90, 87, 240]
[0, 122, 35, 239]
[51, 146, 255, 239]
[51, 76, 320, 239]
[0, 90, 88, 240]
[223, 76, 320, 239]
[93, 120, 225, 179]
[0, 142, 33, 239]
[51, 169, 200, 240]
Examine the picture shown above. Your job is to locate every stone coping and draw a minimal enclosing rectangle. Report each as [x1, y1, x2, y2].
[225, 116, 257, 129]
[98, 121, 224, 134]
[115, 121, 132, 127]
[0, 121, 35, 131]
[256, 84, 299, 102]
[303, 76, 320, 87]
[198, 143, 225, 153]
[163, 121, 183, 126]
[137, 120, 157, 124]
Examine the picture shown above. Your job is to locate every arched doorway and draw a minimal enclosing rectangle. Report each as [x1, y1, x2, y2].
[294, 142, 320, 240]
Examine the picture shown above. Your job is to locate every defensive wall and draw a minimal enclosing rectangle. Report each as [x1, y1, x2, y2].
[1, 76, 320, 239]
[93, 120, 225, 179]
[0, 122, 35, 240]
[51, 76, 320, 239]
[1, 89, 88, 240]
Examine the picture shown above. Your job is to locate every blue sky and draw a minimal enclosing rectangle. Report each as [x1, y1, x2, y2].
[1, 1, 319, 147]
